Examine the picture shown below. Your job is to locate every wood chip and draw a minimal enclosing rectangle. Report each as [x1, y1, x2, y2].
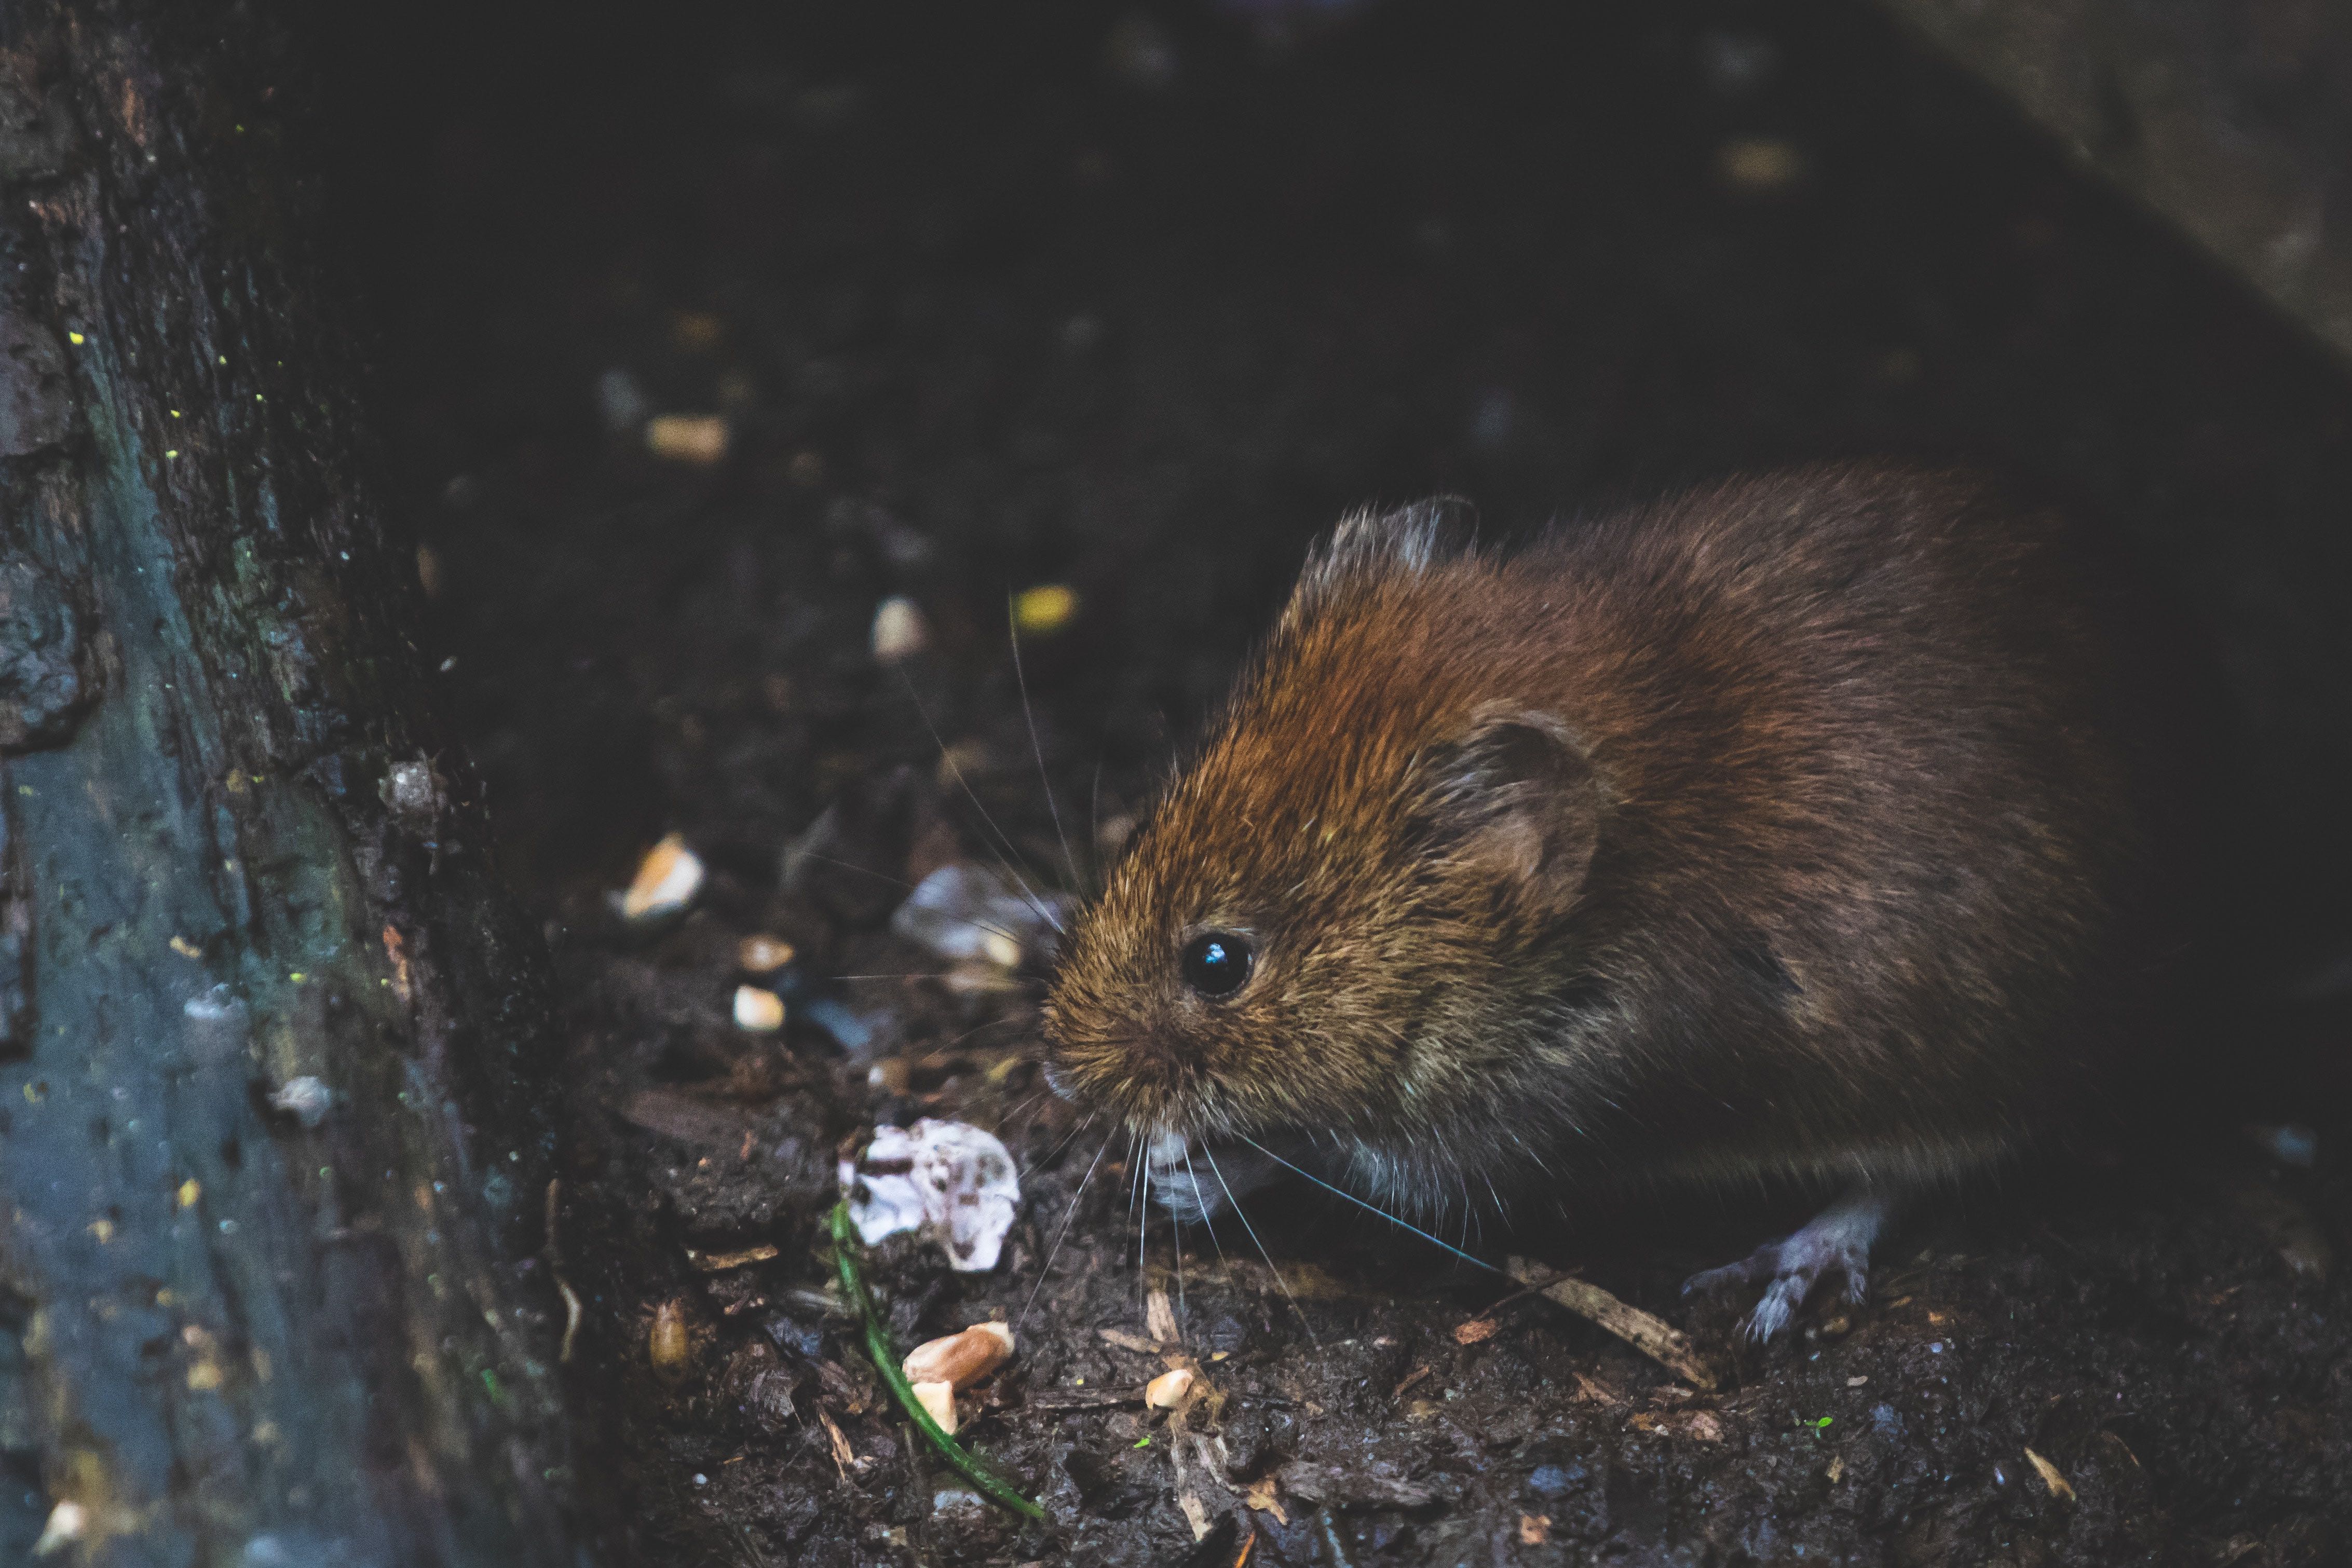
[1391, 1364, 1434, 1399]
[1508, 1260, 1721, 1390]
[1628, 1409, 1724, 1441]
[1280, 1463, 1440, 1510]
[817, 1408, 856, 1476]
[1240, 1476, 1286, 1524]
[1146, 1288, 1179, 1344]
[1025, 1383, 1147, 1411]
[1453, 1317, 1500, 1345]
[2023, 1446, 2075, 1502]
[686, 1243, 780, 1272]
[1099, 1327, 1161, 1355]
[1519, 1514, 1551, 1545]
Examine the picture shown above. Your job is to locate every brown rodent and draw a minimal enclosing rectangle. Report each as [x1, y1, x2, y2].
[1042, 463, 2169, 1335]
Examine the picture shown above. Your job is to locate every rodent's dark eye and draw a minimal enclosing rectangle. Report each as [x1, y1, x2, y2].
[1180, 931, 1254, 999]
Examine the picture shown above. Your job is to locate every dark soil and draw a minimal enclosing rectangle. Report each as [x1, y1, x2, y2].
[320, 1, 2352, 1562]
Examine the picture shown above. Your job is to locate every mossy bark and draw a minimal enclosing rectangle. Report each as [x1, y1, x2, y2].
[0, 5, 582, 1564]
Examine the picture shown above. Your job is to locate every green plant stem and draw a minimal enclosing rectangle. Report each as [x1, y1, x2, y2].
[828, 1200, 1045, 1521]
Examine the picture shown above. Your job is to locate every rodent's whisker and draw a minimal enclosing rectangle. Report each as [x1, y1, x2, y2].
[1016, 1126, 1113, 1334]
[1202, 1144, 1319, 1350]
[1236, 1135, 1507, 1278]
[892, 665, 1066, 935]
[1007, 603, 1083, 894]
[788, 850, 1037, 950]
[1181, 1146, 1230, 1271]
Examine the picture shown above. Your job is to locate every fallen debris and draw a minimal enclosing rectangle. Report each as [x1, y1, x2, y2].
[903, 1322, 1015, 1390]
[1281, 1463, 1442, 1511]
[1508, 1259, 1722, 1390]
[912, 1379, 958, 1434]
[889, 862, 1067, 968]
[1013, 582, 1079, 634]
[2024, 1446, 2075, 1502]
[648, 1299, 691, 1380]
[1146, 1367, 1197, 1411]
[645, 412, 729, 463]
[732, 985, 785, 1032]
[616, 833, 703, 923]
[267, 1075, 333, 1128]
[686, 1243, 780, 1273]
[839, 1119, 1020, 1271]
[738, 933, 796, 973]
[871, 595, 930, 663]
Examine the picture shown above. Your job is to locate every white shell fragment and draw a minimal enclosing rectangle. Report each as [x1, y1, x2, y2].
[902, 1321, 1014, 1389]
[911, 1379, 958, 1434]
[267, 1076, 333, 1129]
[870, 595, 930, 663]
[617, 834, 704, 922]
[733, 986, 785, 1032]
[889, 863, 1069, 969]
[839, 1119, 1021, 1271]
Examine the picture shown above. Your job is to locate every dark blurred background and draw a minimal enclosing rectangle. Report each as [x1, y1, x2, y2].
[296, 0, 2352, 1012]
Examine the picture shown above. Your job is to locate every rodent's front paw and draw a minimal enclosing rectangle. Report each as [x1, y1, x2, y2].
[1682, 1187, 1891, 1341]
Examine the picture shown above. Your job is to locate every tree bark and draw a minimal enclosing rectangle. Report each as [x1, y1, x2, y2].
[0, 4, 583, 1564]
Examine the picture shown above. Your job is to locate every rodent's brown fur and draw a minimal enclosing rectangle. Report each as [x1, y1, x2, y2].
[1044, 464, 2156, 1218]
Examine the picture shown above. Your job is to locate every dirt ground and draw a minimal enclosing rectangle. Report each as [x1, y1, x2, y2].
[321, 0, 2352, 1561]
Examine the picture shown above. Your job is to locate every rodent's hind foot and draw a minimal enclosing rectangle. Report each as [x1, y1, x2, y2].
[1681, 1184, 1895, 1342]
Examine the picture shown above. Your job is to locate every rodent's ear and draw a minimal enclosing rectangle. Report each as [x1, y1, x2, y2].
[1293, 498, 1477, 608]
[1411, 707, 1600, 917]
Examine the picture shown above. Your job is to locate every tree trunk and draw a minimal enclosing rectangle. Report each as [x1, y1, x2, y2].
[0, 4, 583, 1563]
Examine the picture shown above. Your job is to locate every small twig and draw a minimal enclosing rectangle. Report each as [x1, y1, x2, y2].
[828, 1200, 1045, 1521]
[1508, 1261, 1721, 1390]
[1026, 1383, 1149, 1411]
[543, 1179, 582, 1364]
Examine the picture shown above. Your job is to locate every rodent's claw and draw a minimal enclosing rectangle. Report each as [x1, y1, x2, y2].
[1683, 1186, 1893, 1342]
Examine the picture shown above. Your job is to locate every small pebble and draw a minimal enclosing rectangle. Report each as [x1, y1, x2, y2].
[733, 986, 784, 1033]
[871, 596, 930, 663]
[645, 413, 729, 464]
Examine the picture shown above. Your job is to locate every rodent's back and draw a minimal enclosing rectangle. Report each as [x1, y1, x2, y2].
[1045, 465, 2151, 1210]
